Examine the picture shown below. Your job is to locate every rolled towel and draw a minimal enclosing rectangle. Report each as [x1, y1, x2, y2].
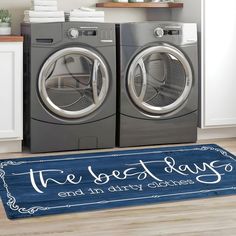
[31, 5, 58, 11]
[32, 0, 58, 6]
[69, 17, 104, 22]
[77, 7, 96, 12]
[70, 10, 104, 18]
[24, 16, 65, 23]
[24, 10, 64, 18]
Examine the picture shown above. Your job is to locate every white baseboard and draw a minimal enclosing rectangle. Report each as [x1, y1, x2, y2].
[0, 129, 235, 154]
[0, 140, 22, 153]
[198, 127, 236, 140]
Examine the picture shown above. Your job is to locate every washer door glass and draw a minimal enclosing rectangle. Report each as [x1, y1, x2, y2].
[127, 45, 193, 115]
[38, 47, 109, 119]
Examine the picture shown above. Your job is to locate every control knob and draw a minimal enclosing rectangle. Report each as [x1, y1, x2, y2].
[68, 28, 79, 39]
[154, 27, 164, 38]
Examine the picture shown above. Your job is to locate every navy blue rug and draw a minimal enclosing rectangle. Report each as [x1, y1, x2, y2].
[0, 144, 236, 219]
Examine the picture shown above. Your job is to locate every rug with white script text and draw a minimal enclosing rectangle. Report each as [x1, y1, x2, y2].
[0, 144, 236, 219]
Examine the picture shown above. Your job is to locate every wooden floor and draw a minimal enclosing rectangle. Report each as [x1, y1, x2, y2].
[0, 138, 236, 236]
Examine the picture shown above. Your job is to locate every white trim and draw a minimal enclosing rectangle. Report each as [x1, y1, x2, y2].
[200, 0, 205, 128]
[198, 127, 236, 140]
[0, 42, 23, 140]
[0, 140, 22, 154]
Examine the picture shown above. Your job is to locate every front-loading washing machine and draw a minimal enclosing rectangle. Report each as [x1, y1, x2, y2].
[22, 22, 116, 153]
[116, 22, 198, 147]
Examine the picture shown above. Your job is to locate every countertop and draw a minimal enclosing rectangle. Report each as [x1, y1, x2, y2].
[0, 35, 23, 42]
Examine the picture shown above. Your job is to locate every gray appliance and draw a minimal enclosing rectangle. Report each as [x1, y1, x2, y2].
[22, 22, 116, 153]
[116, 22, 198, 147]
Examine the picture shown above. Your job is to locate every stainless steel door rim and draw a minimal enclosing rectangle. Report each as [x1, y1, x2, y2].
[127, 44, 193, 115]
[38, 47, 109, 119]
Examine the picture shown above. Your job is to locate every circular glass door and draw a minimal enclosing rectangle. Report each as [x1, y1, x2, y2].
[38, 47, 109, 119]
[127, 45, 193, 115]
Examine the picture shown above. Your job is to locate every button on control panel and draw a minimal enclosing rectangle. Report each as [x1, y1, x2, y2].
[154, 27, 165, 38]
[68, 28, 79, 39]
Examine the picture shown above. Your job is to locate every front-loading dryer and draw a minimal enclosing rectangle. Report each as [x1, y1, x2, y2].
[22, 22, 116, 153]
[116, 22, 198, 147]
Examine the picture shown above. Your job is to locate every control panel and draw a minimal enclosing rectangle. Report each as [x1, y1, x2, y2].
[67, 28, 97, 39]
[154, 27, 181, 38]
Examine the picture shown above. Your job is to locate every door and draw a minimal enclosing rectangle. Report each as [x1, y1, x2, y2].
[38, 47, 109, 119]
[0, 42, 23, 139]
[127, 44, 193, 116]
[202, 0, 236, 127]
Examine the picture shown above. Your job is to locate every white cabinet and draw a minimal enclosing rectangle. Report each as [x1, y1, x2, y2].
[201, 0, 236, 128]
[172, 0, 236, 129]
[0, 37, 23, 153]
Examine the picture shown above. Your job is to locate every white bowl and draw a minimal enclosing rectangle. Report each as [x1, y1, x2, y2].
[0, 27, 11, 35]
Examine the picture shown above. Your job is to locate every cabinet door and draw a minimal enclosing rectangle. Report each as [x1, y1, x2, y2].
[0, 42, 23, 139]
[203, 0, 236, 127]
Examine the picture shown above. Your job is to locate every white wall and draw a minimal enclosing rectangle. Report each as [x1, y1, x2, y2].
[0, 0, 147, 34]
[146, 9, 172, 21]
[0, 0, 189, 34]
[171, 0, 201, 31]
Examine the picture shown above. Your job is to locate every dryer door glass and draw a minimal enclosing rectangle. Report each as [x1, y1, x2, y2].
[38, 47, 109, 119]
[127, 45, 193, 115]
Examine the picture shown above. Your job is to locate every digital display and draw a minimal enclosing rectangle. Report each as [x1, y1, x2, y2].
[82, 30, 97, 36]
[167, 30, 180, 35]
